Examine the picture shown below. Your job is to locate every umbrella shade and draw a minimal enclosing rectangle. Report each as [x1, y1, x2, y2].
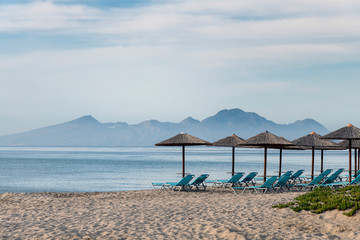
[321, 124, 360, 182]
[321, 124, 360, 140]
[292, 132, 344, 180]
[155, 132, 211, 146]
[338, 140, 360, 149]
[155, 132, 211, 177]
[293, 132, 343, 149]
[212, 134, 245, 147]
[212, 134, 245, 176]
[240, 131, 294, 148]
[238, 131, 295, 182]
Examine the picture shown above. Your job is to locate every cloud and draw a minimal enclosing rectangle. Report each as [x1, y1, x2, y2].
[1, 1, 359, 64]
[2, 0, 360, 37]
[1, 0, 360, 134]
[0, 1, 100, 32]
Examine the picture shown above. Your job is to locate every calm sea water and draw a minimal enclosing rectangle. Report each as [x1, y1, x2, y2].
[0, 146, 352, 193]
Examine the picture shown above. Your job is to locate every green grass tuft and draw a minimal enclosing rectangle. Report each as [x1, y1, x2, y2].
[272, 202, 295, 209]
[273, 186, 360, 216]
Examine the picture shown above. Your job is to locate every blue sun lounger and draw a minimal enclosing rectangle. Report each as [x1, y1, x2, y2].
[152, 174, 195, 191]
[213, 172, 245, 188]
[322, 173, 360, 188]
[293, 169, 332, 191]
[342, 170, 360, 181]
[289, 170, 305, 184]
[273, 171, 293, 192]
[189, 174, 209, 191]
[320, 168, 344, 185]
[232, 176, 278, 194]
[238, 172, 258, 187]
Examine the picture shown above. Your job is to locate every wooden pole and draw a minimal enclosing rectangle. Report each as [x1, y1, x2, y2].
[182, 145, 185, 177]
[355, 148, 358, 177]
[358, 149, 360, 173]
[349, 140, 352, 182]
[279, 148, 282, 177]
[264, 146, 267, 183]
[232, 146, 235, 176]
[320, 149, 324, 173]
[311, 146, 315, 181]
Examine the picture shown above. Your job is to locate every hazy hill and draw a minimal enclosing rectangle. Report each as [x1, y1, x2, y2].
[0, 109, 328, 146]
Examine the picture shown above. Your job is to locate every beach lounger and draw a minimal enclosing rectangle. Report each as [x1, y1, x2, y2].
[238, 172, 258, 187]
[321, 168, 344, 185]
[322, 173, 360, 188]
[289, 170, 305, 184]
[293, 169, 332, 191]
[342, 170, 360, 181]
[152, 174, 195, 191]
[273, 171, 293, 192]
[189, 174, 209, 191]
[232, 176, 278, 194]
[213, 172, 245, 188]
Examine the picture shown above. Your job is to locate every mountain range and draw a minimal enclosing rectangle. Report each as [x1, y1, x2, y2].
[0, 108, 328, 146]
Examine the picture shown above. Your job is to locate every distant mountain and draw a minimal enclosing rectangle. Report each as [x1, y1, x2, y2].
[0, 108, 329, 146]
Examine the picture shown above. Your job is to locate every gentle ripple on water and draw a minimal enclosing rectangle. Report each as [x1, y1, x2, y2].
[0, 146, 352, 193]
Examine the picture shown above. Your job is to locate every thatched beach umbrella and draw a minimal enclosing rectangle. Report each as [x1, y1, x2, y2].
[212, 134, 245, 176]
[155, 132, 211, 177]
[292, 132, 344, 180]
[238, 131, 295, 182]
[321, 124, 360, 182]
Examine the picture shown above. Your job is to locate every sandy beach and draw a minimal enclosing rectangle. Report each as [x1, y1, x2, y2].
[0, 188, 359, 240]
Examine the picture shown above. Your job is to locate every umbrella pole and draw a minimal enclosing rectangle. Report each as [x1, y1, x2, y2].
[349, 140, 352, 182]
[358, 149, 360, 173]
[320, 150, 324, 173]
[182, 145, 185, 178]
[311, 147, 315, 181]
[279, 148, 282, 177]
[264, 146, 267, 183]
[232, 147, 235, 176]
[355, 149, 358, 177]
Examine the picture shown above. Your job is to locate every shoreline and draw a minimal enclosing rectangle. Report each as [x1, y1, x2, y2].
[1, 188, 359, 239]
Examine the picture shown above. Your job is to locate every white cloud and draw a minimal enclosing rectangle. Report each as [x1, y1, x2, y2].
[1, 0, 360, 134]
[0, 1, 100, 31]
[1, 0, 359, 66]
[1, 0, 360, 39]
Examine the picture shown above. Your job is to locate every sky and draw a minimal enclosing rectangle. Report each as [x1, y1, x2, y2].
[1, 0, 360, 135]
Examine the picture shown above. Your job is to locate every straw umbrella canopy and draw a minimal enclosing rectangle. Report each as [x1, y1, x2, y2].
[292, 132, 344, 180]
[212, 134, 245, 176]
[321, 124, 360, 182]
[339, 140, 360, 175]
[155, 132, 211, 177]
[238, 131, 295, 182]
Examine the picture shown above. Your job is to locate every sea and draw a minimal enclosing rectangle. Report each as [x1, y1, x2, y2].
[0, 146, 352, 193]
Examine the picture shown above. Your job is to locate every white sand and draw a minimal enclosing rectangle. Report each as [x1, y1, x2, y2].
[0, 188, 359, 239]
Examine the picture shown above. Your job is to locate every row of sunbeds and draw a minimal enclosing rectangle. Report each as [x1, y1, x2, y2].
[152, 174, 209, 191]
[152, 169, 360, 193]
